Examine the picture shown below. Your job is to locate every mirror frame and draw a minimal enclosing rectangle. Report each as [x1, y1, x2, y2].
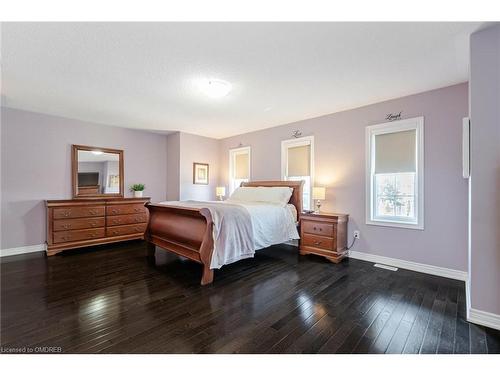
[72, 144, 124, 199]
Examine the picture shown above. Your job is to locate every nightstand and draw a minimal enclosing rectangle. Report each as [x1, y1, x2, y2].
[299, 212, 349, 263]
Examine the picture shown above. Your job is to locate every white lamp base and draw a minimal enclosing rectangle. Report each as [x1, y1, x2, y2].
[315, 200, 321, 214]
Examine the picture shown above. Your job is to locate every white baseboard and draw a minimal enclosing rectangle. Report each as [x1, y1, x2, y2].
[348, 250, 468, 281]
[466, 276, 471, 320]
[1, 243, 46, 257]
[468, 308, 500, 331]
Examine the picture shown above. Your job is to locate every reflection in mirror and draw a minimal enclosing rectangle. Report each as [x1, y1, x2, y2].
[77, 150, 120, 196]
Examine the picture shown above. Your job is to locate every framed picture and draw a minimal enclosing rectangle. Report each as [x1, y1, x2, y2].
[193, 162, 209, 185]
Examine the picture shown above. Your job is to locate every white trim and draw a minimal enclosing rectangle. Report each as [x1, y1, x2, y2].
[365, 116, 424, 230]
[348, 250, 467, 281]
[468, 308, 500, 331]
[462, 117, 470, 179]
[1, 243, 47, 257]
[466, 172, 472, 319]
[228, 146, 251, 194]
[281, 135, 315, 210]
[466, 276, 471, 320]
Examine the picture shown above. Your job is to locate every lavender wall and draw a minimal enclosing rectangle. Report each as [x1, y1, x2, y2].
[219, 83, 469, 271]
[166, 132, 180, 200]
[165, 132, 220, 202]
[469, 25, 500, 315]
[1, 107, 168, 250]
[179, 132, 220, 201]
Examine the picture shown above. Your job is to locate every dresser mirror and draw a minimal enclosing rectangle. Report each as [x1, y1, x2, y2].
[72, 145, 124, 198]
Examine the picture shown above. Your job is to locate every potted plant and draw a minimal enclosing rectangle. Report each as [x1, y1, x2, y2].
[130, 184, 145, 198]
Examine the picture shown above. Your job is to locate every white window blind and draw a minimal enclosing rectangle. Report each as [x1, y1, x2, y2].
[375, 130, 416, 174]
[234, 153, 249, 179]
[287, 145, 311, 177]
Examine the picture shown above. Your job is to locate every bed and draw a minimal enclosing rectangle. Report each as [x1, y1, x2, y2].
[144, 180, 304, 285]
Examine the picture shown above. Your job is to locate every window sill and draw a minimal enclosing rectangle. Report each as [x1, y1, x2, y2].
[366, 219, 424, 230]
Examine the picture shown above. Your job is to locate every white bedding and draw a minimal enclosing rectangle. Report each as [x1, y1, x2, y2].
[157, 200, 300, 269]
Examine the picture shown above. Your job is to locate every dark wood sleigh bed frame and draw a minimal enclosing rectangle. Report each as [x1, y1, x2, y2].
[144, 180, 304, 285]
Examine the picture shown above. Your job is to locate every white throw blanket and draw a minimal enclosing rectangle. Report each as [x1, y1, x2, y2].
[158, 200, 299, 269]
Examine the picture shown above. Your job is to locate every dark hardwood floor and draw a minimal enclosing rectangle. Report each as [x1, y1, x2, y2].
[1, 241, 499, 354]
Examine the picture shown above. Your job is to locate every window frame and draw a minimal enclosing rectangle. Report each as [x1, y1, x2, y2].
[365, 116, 424, 230]
[281, 135, 315, 211]
[228, 146, 251, 194]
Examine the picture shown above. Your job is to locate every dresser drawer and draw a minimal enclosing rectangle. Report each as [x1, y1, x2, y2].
[53, 217, 105, 231]
[106, 223, 147, 237]
[106, 204, 146, 216]
[107, 214, 147, 226]
[301, 220, 334, 237]
[53, 206, 105, 219]
[301, 233, 335, 251]
[53, 228, 105, 244]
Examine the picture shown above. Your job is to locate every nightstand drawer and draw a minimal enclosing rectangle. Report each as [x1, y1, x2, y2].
[302, 220, 334, 237]
[301, 233, 334, 251]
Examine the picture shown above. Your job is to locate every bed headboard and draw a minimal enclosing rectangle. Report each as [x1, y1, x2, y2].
[240, 180, 304, 214]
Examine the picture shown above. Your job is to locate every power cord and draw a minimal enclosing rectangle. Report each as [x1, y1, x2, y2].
[347, 236, 357, 250]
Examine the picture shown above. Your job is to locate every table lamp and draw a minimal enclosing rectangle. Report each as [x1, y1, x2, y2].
[312, 187, 326, 213]
[216, 186, 226, 201]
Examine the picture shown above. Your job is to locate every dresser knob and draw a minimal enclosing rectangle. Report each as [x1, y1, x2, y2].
[89, 210, 97, 215]
[134, 208, 140, 212]
[314, 241, 322, 245]
[64, 211, 70, 217]
[91, 222, 97, 227]
[63, 224, 71, 229]
[112, 209, 118, 214]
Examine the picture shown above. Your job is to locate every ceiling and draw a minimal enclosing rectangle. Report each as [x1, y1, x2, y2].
[1, 22, 482, 139]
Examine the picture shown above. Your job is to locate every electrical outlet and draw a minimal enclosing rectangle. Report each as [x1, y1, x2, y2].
[353, 230, 360, 239]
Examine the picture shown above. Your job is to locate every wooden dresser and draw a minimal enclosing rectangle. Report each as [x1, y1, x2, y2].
[299, 212, 349, 263]
[46, 197, 150, 255]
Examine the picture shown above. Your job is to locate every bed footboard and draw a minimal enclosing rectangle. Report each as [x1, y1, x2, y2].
[144, 203, 215, 285]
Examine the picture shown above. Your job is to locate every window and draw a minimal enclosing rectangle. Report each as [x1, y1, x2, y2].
[281, 136, 314, 211]
[229, 146, 251, 194]
[366, 117, 424, 229]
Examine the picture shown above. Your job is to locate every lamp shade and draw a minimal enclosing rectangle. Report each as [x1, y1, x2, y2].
[216, 186, 226, 197]
[312, 187, 326, 200]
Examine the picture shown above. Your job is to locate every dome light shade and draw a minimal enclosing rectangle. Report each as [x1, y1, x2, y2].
[200, 79, 232, 98]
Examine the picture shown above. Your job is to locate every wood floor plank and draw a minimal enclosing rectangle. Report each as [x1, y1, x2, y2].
[1, 241, 498, 354]
[454, 287, 471, 354]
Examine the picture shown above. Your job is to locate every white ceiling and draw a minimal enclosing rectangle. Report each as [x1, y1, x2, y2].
[1, 22, 482, 139]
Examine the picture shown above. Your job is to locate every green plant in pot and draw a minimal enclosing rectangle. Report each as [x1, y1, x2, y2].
[130, 183, 145, 198]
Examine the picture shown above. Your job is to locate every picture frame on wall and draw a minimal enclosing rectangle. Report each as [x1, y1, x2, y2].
[193, 162, 209, 185]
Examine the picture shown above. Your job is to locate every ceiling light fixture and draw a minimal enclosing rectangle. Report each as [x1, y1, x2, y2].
[200, 79, 232, 99]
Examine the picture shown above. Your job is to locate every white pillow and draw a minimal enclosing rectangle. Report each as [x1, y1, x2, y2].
[227, 186, 293, 206]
